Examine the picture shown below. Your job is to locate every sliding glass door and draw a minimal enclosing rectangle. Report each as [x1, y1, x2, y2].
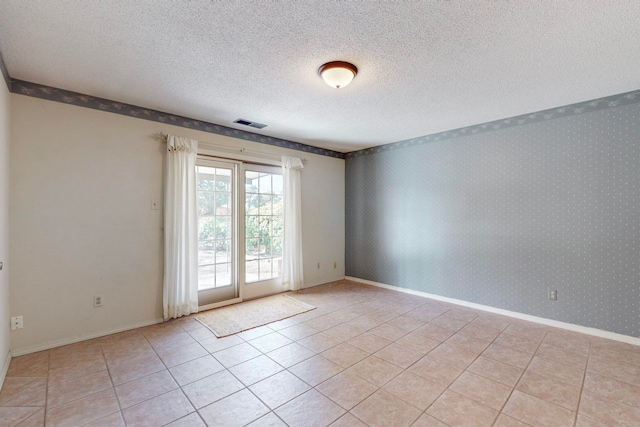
[196, 158, 283, 306]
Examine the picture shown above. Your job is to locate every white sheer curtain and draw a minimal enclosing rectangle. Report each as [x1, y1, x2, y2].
[163, 135, 199, 320]
[282, 156, 304, 291]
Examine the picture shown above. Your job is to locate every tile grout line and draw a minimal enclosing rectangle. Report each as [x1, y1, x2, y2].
[490, 330, 548, 427]
[422, 314, 501, 427]
[98, 340, 123, 425]
[572, 341, 591, 427]
[404, 315, 479, 425]
[43, 350, 51, 425]
[569, 341, 640, 426]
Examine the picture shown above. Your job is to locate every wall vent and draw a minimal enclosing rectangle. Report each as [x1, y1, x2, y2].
[233, 118, 267, 129]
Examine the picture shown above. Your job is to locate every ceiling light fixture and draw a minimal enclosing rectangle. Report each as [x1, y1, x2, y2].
[318, 61, 358, 89]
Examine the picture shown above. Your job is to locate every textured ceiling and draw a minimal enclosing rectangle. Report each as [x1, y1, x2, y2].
[1, 1, 639, 153]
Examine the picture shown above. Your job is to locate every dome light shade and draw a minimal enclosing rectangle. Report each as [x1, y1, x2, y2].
[318, 61, 358, 89]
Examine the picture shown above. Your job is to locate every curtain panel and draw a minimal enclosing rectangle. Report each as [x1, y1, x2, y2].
[282, 156, 304, 291]
[163, 135, 199, 320]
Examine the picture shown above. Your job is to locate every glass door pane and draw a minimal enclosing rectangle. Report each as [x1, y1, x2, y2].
[197, 161, 237, 305]
[243, 165, 283, 299]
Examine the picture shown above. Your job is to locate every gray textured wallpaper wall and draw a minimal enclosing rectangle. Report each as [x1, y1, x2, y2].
[345, 99, 640, 337]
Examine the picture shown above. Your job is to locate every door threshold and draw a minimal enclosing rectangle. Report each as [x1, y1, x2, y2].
[199, 297, 243, 312]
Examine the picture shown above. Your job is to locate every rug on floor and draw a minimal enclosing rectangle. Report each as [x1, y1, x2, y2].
[195, 293, 316, 337]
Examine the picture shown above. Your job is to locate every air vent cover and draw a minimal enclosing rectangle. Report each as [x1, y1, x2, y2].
[233, 118, 267, 129]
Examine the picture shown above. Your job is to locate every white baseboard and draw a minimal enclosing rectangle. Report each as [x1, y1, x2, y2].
[0, 350, 11, 390]
[346, 276, 640, 347]
[11, 318, 164, 357]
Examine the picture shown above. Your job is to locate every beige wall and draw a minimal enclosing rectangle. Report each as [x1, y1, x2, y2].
[9, 94, 345, 354]
[0, 81, 10, 376]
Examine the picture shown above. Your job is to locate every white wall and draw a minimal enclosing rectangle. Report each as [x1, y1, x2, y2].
[301, 150, 345, 287]
[0, 80, 10, 380]
[9, 94, 345, 354]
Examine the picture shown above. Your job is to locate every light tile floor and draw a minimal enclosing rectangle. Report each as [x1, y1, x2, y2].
[1, 280, 640, 426]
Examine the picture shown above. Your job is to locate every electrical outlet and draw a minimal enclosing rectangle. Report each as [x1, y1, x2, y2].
[333, 261, 337, 269]
[548, 289, 558, 301]
[316, 262, 320, 269]
[151, 200, 159, 210]
[11, 316, 23, 330]
[94, 295, 104, 307]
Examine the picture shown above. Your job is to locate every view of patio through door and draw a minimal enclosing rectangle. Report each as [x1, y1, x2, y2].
[196, 158, 284, 306]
